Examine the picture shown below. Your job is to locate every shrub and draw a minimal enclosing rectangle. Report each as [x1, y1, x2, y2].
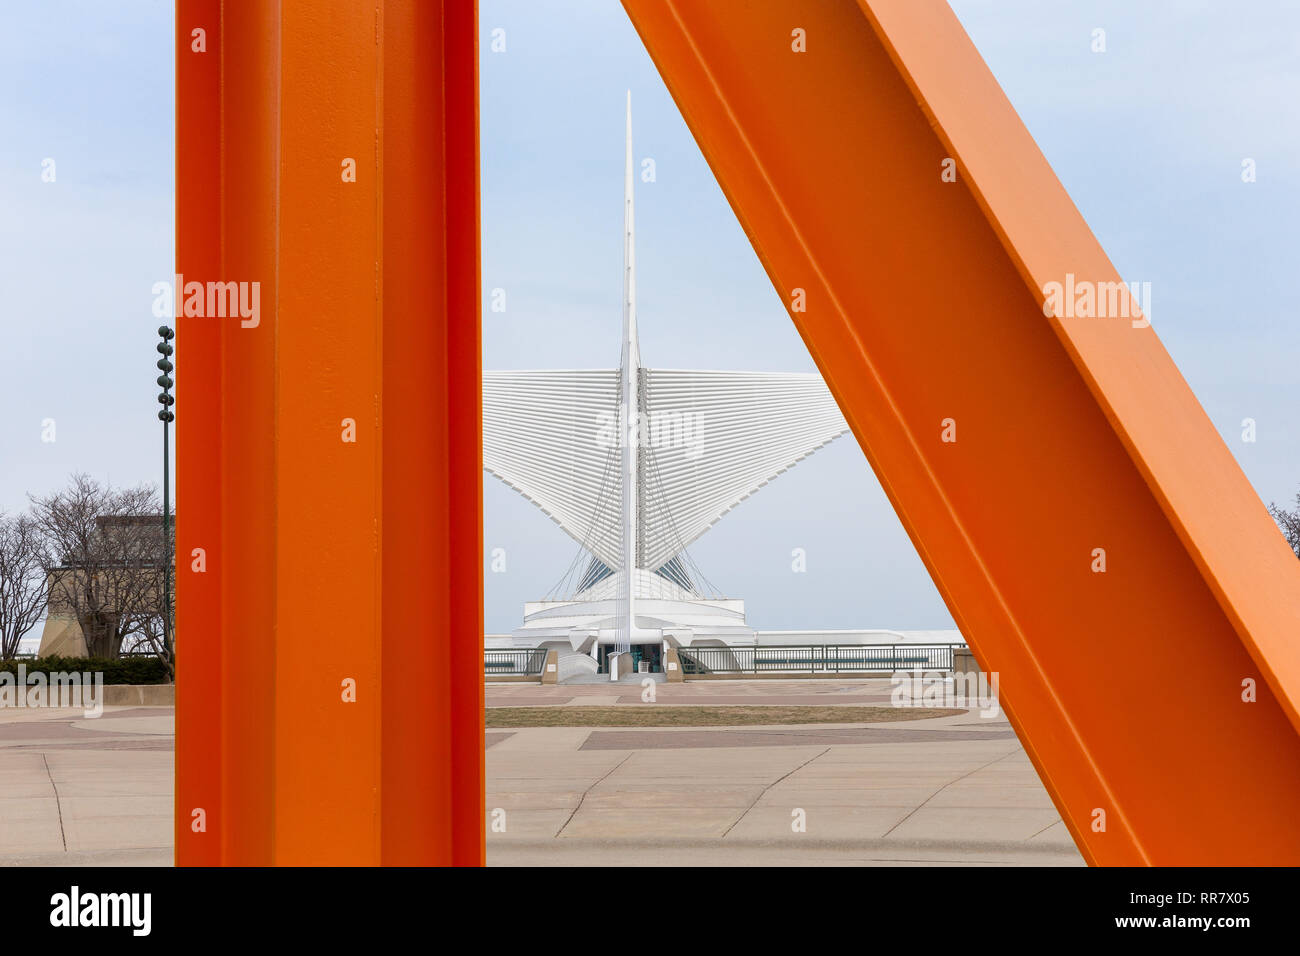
[0, 655, 171, 685]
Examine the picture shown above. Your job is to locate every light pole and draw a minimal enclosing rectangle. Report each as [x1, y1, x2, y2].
[156, 327, 175, 658]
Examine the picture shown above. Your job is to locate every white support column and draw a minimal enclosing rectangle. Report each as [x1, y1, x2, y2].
[618, 91, 640, 651]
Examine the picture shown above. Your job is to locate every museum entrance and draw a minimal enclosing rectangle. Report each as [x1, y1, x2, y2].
[596, 643, 663, 675]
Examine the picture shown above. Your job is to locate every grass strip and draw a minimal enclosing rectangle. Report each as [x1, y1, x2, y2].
[486, 705, 966, 728]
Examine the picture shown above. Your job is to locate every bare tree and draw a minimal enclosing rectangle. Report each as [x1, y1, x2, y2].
[1270, 492, 1300, 559]
[122, 565, 175, 680]
[29, 474, 169, 660]
[0, 511, 49, 659]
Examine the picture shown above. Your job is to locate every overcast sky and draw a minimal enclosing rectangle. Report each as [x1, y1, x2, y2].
[2, 2, 1296, 637]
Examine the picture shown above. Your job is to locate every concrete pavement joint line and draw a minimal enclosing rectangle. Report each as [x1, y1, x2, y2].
[881, 747, 1022, 839]
[721, 746, 831, 838]
[41, 753, 67, 852]
[1024, 818, 1065, 841]
[554, 752, 633, 838]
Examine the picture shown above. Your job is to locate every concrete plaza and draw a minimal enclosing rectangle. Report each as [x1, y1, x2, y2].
[486, 679, 1082, 865]
[0, 679, 1083, 865]
[0, 706, 172, 866]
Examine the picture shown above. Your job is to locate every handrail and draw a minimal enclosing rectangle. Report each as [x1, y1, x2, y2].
[675, 643, 966, 675]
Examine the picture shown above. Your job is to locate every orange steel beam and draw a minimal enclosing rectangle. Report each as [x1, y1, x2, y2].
[622, 0, 1300, 864]
[175, 0, 483, 865]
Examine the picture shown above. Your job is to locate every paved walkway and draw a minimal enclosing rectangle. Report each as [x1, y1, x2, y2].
[487, 677, 908, 708]
[0, 707, 173, 866]
[0, 681, 1085, 866]
[486, 695, 1082, 866]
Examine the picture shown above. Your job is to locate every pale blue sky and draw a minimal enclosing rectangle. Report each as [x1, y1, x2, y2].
[1, 2, 1296, 636]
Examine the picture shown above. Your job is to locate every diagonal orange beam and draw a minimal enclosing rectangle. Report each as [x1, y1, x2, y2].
[622, 0, 1300, 864]
[175, 0, 483, 865]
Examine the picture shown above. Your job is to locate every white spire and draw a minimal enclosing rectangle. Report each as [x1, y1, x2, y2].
[478, 90, 852, 658]
[618, 90, 639, 656]
[621, 90, 639, 372]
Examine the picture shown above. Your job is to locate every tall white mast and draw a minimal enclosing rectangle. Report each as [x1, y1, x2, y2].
[618, 91, 639, 651]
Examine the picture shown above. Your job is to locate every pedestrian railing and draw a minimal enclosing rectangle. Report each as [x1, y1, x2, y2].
[483, 648, 549, 676]
[675, 643, 965, 676]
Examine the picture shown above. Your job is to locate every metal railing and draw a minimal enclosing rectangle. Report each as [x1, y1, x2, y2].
[676, 643, 965, 676]
[483, 648, 549, 676]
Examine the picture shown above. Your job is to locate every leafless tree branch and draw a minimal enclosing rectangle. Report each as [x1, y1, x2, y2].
[28, 474, 173, 664]
[0, 511, 50, 659]
[1268, 492, 1300, 560]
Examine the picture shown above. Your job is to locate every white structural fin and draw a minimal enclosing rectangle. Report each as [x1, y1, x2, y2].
[480, 368, 851, 575]
[638, 369, 850, 572]
[482, 369, 622, 569]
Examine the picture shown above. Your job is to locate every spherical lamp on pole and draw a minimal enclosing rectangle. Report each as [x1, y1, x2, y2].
[156, 327, 175, 657]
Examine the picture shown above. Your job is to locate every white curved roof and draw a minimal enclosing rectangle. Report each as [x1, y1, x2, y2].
[640, 369, 849, 569]
[483, 367, 849, 572]
[483, 369, 622, 567]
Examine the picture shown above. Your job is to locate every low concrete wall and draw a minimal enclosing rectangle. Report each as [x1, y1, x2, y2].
[103, 684, 175, 706]
[608, 651, 628, 681]
[541, 649, 560, 684]
[952, 646, 981, 675]
[664, 647, 684, 683]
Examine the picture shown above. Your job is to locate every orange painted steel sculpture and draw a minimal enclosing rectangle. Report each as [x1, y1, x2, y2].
[621, 0, 1300, 865]
[176, 0, 483, 865]
[176, 0, 1300, 865]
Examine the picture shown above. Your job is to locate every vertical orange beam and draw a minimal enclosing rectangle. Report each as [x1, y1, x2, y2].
[378, 0, 485, 866]
[622, 0, 1300, 864]
[174, 0, 223, 866]
[443, 0, 488, 866]
[272, 0, 383, 862]
[176, 0, 484, 865]
[219, 0, 280, 867]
